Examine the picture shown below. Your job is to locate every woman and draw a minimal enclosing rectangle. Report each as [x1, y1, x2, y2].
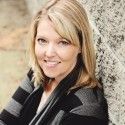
[0, 0, 108, 124]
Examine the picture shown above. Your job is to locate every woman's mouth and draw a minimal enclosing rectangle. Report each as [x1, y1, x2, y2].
[44, 60, 61, 68]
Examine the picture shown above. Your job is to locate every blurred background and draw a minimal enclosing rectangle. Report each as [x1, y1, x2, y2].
[0, 0, 47, 111]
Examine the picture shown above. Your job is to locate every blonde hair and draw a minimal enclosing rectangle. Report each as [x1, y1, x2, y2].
[28, 0, 99, 88]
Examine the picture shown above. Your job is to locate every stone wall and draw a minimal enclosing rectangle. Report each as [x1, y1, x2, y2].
[79, 1, 125, 125]
[24, 0, 125, 125]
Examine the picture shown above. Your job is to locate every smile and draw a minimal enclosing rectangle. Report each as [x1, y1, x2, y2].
[44, 60, 61, 67]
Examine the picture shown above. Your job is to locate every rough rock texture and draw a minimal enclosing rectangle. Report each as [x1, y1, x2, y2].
[79, 0, 125, 125]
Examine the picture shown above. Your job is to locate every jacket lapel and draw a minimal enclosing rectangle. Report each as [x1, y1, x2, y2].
[19, 85, 43, 125]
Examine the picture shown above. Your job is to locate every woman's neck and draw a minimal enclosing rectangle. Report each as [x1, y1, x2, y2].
[44, 79, 59, 94]
[37, 79, 59, 113]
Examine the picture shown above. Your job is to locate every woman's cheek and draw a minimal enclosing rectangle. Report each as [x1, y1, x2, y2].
[35, 46, 43, 60]
[58, 49, 77, 61]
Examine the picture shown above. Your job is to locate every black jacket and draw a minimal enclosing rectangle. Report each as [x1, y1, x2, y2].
[0, 67, 108, 125]
[19, 85, 108, 125]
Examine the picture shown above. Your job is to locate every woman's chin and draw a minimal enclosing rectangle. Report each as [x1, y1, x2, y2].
[44, 73, 56, 79]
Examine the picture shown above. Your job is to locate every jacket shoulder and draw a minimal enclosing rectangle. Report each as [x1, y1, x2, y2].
[62, 87, 108, 120]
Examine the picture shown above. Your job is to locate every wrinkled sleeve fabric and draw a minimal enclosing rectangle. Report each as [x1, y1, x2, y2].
[51, 87, 108, 125]
[60, 113, 108, 125]
[0, 120, 7, 125]
[50, 109, 108, 125]
[0, 70, 34, 125]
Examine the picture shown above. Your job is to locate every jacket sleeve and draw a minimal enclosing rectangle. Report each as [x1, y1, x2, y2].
[60, 87, 109, 125]
[52, 87, 108, 125]
[0, 120, 6, 125]
[0, 69, 34, 125]
[60, 112, 108, 125]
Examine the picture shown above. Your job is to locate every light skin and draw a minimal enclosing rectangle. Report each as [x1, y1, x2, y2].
[35, 18, 80, 109]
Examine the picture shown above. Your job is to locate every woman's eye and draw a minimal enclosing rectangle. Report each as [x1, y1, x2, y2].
[37, 38, 47, 45]
[59, 40, 70, 46]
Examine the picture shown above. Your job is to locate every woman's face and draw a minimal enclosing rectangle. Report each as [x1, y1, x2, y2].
[35, 18, 80, 82]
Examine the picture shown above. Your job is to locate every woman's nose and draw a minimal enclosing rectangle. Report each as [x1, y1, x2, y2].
[45, 44, 56, 57]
